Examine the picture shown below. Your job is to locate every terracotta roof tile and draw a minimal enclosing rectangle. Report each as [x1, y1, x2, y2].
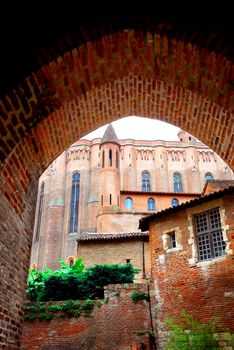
[77, 231, 149, 242]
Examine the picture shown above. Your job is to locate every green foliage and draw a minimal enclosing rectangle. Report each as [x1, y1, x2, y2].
[26, 258, 85, 302]
[47, 305, 61, 313]
[26, 267, 53, 302]
[114, 291, 121, 297]
[164, 310, 220, 350]
[24, 299, 95, 321]
[25, 305, 46, 313]
[38, 312, 53, 321]
[80, 299, 94, 311]
[27, 261, 138, 302]
[131, 291, 149, 303]
[24, 314, 37, 322]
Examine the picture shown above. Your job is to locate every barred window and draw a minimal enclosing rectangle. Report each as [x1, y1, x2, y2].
[194, 208, 225, 261]
[69, 172, 80, 234]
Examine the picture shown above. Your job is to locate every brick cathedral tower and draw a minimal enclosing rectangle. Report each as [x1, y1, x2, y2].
[97, 124, 121, 232]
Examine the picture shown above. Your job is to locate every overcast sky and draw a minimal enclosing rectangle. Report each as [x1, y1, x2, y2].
[82, 116, 181, 141]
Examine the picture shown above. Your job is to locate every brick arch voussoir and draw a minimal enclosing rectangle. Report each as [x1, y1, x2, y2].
[1, 74, 233, 221]
[0, 29, 233, 169]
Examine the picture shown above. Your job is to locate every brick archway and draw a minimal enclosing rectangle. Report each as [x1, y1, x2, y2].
[0, 21, 233, 349]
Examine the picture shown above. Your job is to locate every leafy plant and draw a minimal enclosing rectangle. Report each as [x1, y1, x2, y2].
[131, 291, 149, 303]
[164, 310, 220, 350]
[26, 261, 138, 302]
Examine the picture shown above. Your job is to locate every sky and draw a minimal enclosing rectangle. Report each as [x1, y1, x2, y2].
[82, 116, 181, 141]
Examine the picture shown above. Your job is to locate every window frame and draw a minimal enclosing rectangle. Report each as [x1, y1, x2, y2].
[148, 197, 155, 211]
[69, 172, 80, 234]
[194, 207, 226, 262]
[173, 172, 183, 192]
[35, 182, 45, 242]
[125, 197, 133, 210]
[142, 171, 151, 192]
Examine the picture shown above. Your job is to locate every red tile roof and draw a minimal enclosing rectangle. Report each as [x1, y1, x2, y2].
[77, 231, 149, 242]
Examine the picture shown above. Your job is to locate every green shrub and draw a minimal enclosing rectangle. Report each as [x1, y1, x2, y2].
[131, 291, 149, 303]
[25, 305, 46, 313]
[37, 312, 53, 321]
[26, 261, 138, 302]
[24, 314, 37, 322]
[48, 305, 61, 313]
[164, 310, 220, 350]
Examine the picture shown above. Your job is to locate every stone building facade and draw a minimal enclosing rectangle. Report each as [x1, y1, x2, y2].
[30, 125, 234, 272]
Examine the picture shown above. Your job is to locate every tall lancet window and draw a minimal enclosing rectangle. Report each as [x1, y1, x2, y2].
[35, 182, 45, 241]
[116, 151, 119, 168]
[173, 172, 183, 192]
[142, 171, 151, 191]
[102, 150, 105, 168]
[69, 172, 80, 234]
[109, 149, 112, 167]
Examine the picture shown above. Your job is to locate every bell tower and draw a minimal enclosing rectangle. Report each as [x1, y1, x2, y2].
[97, 124, 120, 233]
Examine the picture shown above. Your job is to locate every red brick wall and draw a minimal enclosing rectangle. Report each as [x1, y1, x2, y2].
[0, 24, 233, 349]
[21, 284, 153, 350]
[149, 193, 234, 347]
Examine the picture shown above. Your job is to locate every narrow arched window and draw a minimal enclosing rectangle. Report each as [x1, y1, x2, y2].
[171, 198, 179, 207]
[173, 172, 183, 192]
[125, 197, 133, 210]
[35, 182, 45, 241]
[69, 172, 80, 234]
[142, 171, 151, 191]
[205, 172, 214, 181]
[116, 151, 119, 168]
[102, 150, 105, 168]
[109, 149, 112, 166]
[148, 198, 155, 211]
[110, 194, 112, 205]
[101, 195, 103, 206]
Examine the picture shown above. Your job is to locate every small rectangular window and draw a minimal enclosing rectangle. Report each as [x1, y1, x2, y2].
[167, 231, 176, 249]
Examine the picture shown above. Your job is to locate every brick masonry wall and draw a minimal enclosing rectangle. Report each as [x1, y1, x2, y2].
[149, 193, 234, 349]
[21, 284, 153, 350]
[0, 26, 233, 349]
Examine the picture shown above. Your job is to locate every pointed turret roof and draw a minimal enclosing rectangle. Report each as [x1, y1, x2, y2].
[101, 124, 119, 145]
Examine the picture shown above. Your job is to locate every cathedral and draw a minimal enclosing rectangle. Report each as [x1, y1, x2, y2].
[30, 124, 234, 278]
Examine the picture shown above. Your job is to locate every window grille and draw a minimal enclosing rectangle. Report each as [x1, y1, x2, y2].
[194, 208, 225, 261]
